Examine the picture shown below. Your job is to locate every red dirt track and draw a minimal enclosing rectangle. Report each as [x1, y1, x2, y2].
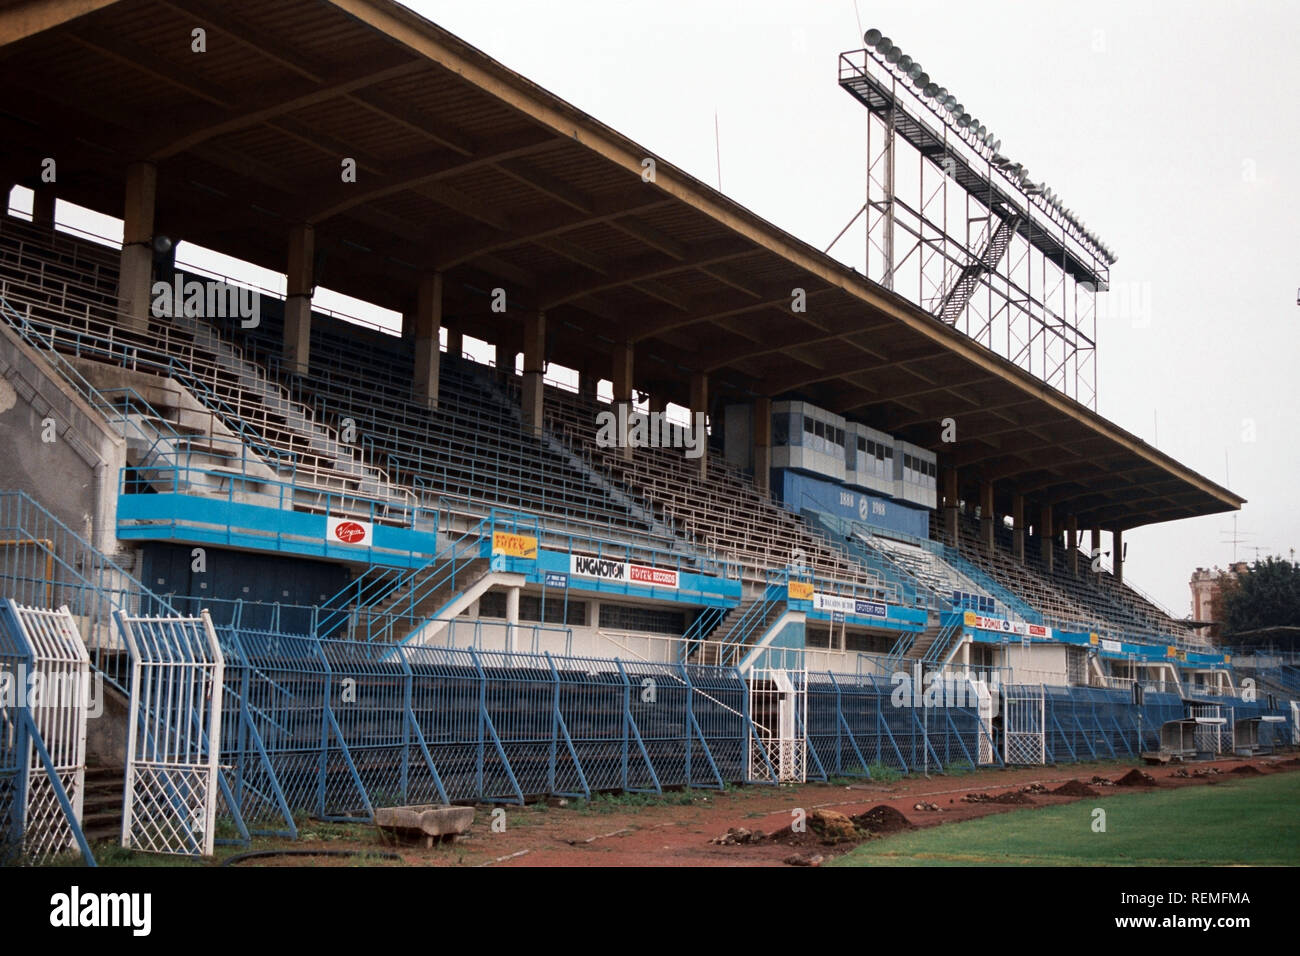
[355, 755, 1298, 867]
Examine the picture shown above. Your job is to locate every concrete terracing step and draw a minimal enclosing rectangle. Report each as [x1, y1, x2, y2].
[81, 764, 125, 844]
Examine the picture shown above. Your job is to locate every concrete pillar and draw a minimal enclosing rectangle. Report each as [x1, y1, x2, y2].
[1040, 504, 1054, 573]
[648, 392, 668, 415]
[31, 185, 56, 226]
[942, 468, 959, 544]
[495, 333, 518, 385]
[446, 327, 464, 361]
[612, 342, 633, 461]
[689, 371, 708, 479]
[505, 586, 520, 653]
[413, 272, 442, 409]
[980, 480, 995, 551]
[753, 396, 772, 496]
[1068, 516, 1079, 575]
[1012, 494, 1025, 563]
[521, 310, 545, 432]
[579, 368, 598, 402]
[1112, 528, 1124, 584]
[283, 223, 314, 374]
[117, 161, 157, 332]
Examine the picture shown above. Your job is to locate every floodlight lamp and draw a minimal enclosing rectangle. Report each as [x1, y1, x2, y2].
[976, 124, 987, 139]
[957, 114, 971, 128]
[942, 95, 957, 111]
[908, 65, 924, 82]
[153, 235, 173, 255]
[877, 37, 894, 56]
[991, 139, 1001, 152]
[898, 54, 913, 72]
[864, 28, 882, 47]
[952, 102, 963, 115]
[923, 82, 938, 97]
[886, 47, 902, 64]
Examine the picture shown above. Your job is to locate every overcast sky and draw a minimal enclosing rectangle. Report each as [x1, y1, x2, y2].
[399, 0, 1300, 616]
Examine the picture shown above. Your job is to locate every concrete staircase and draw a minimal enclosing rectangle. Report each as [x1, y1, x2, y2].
[80, 764, 124, 844]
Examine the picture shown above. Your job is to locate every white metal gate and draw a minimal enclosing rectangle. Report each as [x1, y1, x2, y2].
[5, 601, 90, 861]
[1003, 684, 1046, 765]
[748, 668, 806, 782]
[118, 610, 224, 857]
[973, 678, 996, 764]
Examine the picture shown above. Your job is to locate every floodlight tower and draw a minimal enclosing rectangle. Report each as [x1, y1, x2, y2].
[838, 31, 1115, 409]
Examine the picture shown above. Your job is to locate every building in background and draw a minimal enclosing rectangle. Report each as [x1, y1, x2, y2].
[1189, 563, 1249, 639]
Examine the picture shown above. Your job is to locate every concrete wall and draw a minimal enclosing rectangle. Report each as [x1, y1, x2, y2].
[1001, 642, 1069, 685]
[0, 320, 125, 556]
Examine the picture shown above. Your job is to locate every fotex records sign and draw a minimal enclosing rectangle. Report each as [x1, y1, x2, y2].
[570, 554, 678, 590]
[492, 531, 538, 559]
[327, 516, 373, 547]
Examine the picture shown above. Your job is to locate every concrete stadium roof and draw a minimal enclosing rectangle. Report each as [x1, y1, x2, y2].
[0, 0, 1244, 529]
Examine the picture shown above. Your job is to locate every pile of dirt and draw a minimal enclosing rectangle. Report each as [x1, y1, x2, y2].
[1230, 764, 1263, 775]
[1275, 757, 1300, 767]
[1051, 779, 1098, 797]
[1115, 769, 1158, 787]
[765, 808, 862, 847]
[851, 804, 915, 834]
[784, 853, 824, 867]
[992, 790, 1035, 805]
[1171, 768, 1190, 778]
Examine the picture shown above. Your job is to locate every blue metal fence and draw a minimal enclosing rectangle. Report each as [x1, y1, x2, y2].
[211, 628, 769, 827]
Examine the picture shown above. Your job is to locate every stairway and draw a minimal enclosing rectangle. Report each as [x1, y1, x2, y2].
[937, 213, 1021, 324]
[692, 584, 786, 666]
[80, 764, 124, 844]
[354, 555, 491, 641]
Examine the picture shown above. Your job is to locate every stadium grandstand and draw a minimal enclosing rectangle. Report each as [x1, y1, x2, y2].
[0, 0, 1292, 862]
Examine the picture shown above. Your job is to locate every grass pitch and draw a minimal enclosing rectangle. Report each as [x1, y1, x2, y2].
[831, 771, 1300, 867]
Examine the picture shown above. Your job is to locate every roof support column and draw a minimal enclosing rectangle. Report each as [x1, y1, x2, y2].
[1012, 494, 1025, 564]
[1040, 504, 1054, 574]
[1067, 516, 1079, 576]
[117, 161, 156, 333]
[32, 185, 56, 227]
[521, 310, 546, 433]
[578, 367, 598, 402]
[283, 223, 314, 375]
[1112, 528, 1124, 585]
[942, 467, 959, 545]
[446, 327, 464, 362]
[612, 342, 634, 461]
[980, 480, 995, 551]
[753, 396, 772, 496]
[412, 272, 442, 410]
[505, 585, 520, 654]
[689, 372, 708, 480]
[648, 392, 668, 415]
